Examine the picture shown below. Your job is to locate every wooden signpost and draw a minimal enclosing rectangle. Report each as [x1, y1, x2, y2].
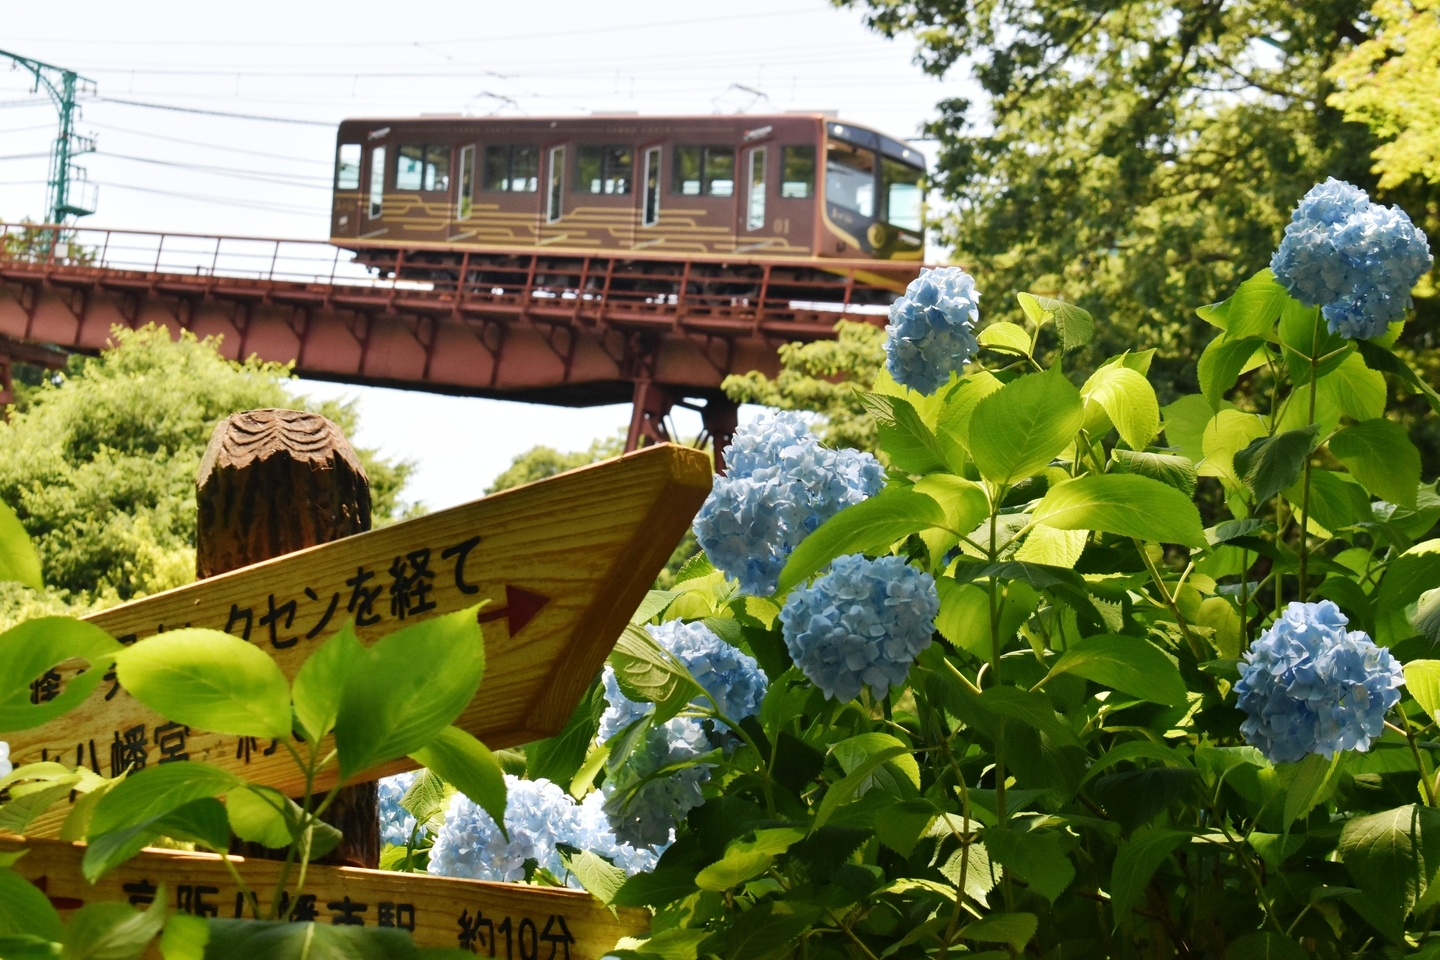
[2, 836, 647, 958]
[5, 432, 711, 955]
[12, 439, 711, 822]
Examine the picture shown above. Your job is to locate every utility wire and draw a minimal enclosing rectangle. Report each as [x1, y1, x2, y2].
[89, 121, 331, 165]
[93, 97, 333, 126]
[96, 151, 332, 187]
[95, 180, 328, 215]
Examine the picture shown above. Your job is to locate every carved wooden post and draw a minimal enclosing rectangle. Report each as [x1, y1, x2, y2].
[196, 408, 379, 868]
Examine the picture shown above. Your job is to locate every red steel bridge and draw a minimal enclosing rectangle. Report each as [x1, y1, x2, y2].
[0, 222, 903, 462]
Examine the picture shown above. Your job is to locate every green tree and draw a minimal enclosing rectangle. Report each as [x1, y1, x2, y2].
[842, 0, 1438, 397]
[483, 432, 624, 494]
[0, 325, 413, 619]
[1329, 0, 1440, 191]
[722, 319, 886, 451]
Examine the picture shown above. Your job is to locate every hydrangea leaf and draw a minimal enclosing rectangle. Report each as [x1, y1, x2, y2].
[0, 497, 42, 591]
[1318, 352, 1387, 422]
[1226, 932, 1310, 960]
[1110, 449, 1198, 497]
[958, 912, 1038, 951]
[0, 866, 62, 943]
[777, 486, 944, 596]
[411, 726, 508, 841]
[1109, 829, 1190, 927]
[89, 761, 243, 838]
[526, 679, 606, 792]
[158, 913, 209, 960]
[1331, 418, 1421, 510]
[1162, 394, 1223, 465]
[1198, 335, 1268, 410]
[560, 848, 627, 903]
[1081, 365, 1160, 450]
[334, 603, 486, 780]
[1033, 474, 1206, 548]
[831, 733, 921, 788]
[1410, 591, 1440, 645]
[1404, 661, 1440, 724]
[984, 825, 1074, 902]
[1338, 805, 1431, 939]
[225, 785, 296, 850]
[291, 619, 363, 745]
[1220, 269, 1289, 342]
[1043, 634, 1186, 707]
[968, 368, 1084, 485]
[1016, 292, 1093, 351]
[115, 627, 291, 741]
[1233, 425, 1320, 505]
[196, 920, 416, 960]
[1013, 525, 1088, 568]
[611, 867, 701, 909]
[0, 616, 121, 733]
[607, 624, 708, 725]
[1377, 541, 1440, 644]
[84, 798, 230, 882]
[863, 393, 949, 473]
[1278, 298, 1351, 383]
[1355, 339, 1440, 417]
[976, 320, 1032, 356]
[61, 892, 169, 960]
[1287, 471, 1371, 534]
[695, 850, 774, 892]
[1281, 752, 1344, 829]
[813, 745, 914, 831]
[1199, 410, 1268, 490]
[935, 371, 1004, 455]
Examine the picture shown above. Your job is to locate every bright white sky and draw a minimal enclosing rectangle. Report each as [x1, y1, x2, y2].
[0, 1, 972, 511]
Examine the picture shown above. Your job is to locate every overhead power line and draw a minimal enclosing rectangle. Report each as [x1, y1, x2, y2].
[95, 180, 329, 216]
[94, 96, 333, 126]
[97, 150, 332, 187]
[89, 121, 331, 166]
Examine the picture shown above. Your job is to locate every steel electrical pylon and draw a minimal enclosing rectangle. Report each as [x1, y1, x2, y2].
[1, 48, 97, 225]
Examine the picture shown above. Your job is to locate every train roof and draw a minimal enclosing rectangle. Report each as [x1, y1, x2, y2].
[335, 113, 925, 167]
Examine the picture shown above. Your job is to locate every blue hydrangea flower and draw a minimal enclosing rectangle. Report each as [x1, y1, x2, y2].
[599, 620, 768, 741]
[694, 411, 884, 596]
[602, 717, 714, 848]
[378, 772, 419, 848]
[1271, 178, 1433, 339]
[0, 741, 10, 779]
[575, 789, 664, 876]
[428, 775, 579, 883]
[1235, 600, 1404, 764]
[780, 554, 939, 701]
[884, 266, 981, 395]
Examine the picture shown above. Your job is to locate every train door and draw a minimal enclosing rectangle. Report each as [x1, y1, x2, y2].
[538, 143, 567, 246]
[332, 142, 362, 238]
[737, 141, 771, 253]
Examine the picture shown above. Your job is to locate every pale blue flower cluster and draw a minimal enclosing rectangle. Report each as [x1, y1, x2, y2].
[1235, 600, 1404, 763]
[602, 717, 714, 848]
[0, 741, 10, 779]
[1271, 178, 1433, 339]
[694, 411, 884, 595]
[427, 774, 658, 884]
[780, 554, 940, 702]
[600, 620, 768, 741]
[378, 771, 419, 848]
[597, 619, 768, 847]
[884, 266, 982, 395]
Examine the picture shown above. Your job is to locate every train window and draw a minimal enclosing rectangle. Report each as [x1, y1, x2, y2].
[746, 147, 766, 231]
[367, 145, 385, 219]
[642, 147, 661, 227]
[483, 146, 539, 192]
[336, 143, 361, 190]
[457, 145, 475, 220]
[396, 145, 425, 190]
[425, 145, 450, 192]
[575, 145, 633, 195]
[547, 146, 564, 223]
[826, 139, 876, 219]
[780, 146, 814, 199]
[881, 155, 924, 232]
[672, 146, 733, 196]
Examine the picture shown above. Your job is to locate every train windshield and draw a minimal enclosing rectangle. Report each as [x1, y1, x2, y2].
[881, 156, 924, 232]
[825, 139, 875, 219]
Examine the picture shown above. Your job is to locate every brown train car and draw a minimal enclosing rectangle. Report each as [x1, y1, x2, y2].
[329, 113, 926, 299]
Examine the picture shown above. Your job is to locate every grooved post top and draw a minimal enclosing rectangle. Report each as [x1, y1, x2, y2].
[198, 408, 367, 489]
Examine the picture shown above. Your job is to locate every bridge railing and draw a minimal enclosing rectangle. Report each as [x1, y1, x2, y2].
[0, 222, 911, 326]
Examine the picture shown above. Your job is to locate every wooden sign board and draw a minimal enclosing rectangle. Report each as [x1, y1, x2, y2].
[11, 443, 712, 837]
[2, 836, 647, 958]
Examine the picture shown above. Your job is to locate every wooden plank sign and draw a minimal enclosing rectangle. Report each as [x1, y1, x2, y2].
[2, 836, 648, 957]
[10, 442, 712, 835]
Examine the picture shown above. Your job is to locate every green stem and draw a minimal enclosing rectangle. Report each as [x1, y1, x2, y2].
[937, 739, 976, 960]
[1398, 711, 1439, 807]
[984, 486, 1014, 911]
[1296, 328, 1320, 602]
[1134, 538, 1204, 660]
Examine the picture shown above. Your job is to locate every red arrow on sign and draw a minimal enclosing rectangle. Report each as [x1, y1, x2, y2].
[476, 584, 550, 635]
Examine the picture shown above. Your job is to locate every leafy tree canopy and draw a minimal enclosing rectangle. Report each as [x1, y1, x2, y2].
[483, 432, 624, 494]
[0, 325, 413, 621]
[841, 0, 1438, 395]
[1328, 0, 1440, 191]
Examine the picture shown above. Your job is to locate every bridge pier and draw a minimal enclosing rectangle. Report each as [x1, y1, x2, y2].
[624, 378, 738, 473]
